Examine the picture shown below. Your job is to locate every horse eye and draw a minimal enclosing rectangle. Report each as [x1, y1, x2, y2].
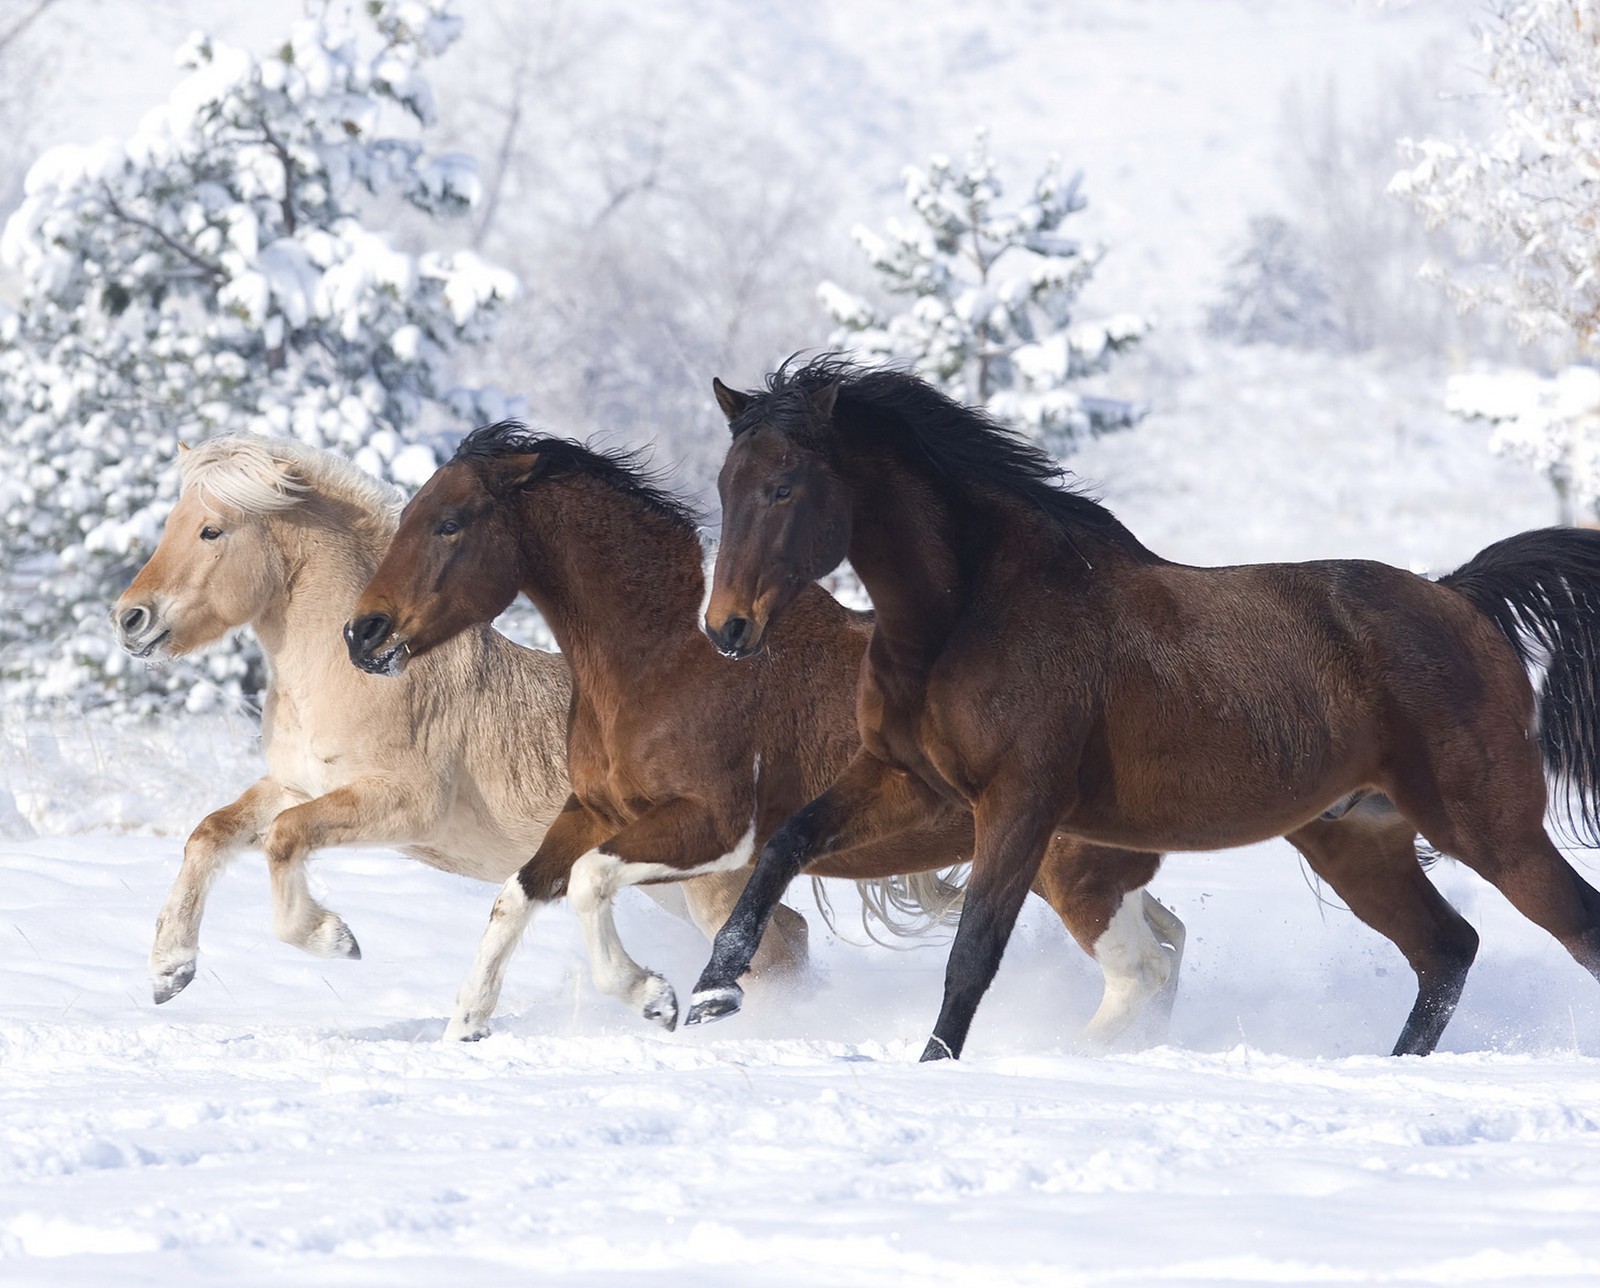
[200, 525, 223, 541]
[773, 485, 792, 501]
[437, 518, 461, 537]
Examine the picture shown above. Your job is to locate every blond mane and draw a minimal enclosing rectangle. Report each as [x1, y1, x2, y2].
[180, 434, 405, 523]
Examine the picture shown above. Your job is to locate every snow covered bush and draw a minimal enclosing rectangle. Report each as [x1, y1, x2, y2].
[1390, 1, 1600, 516]
[0, 0, 518, 713]
[1445, 366, 1600, 524]
[819, 132, 1146, 455]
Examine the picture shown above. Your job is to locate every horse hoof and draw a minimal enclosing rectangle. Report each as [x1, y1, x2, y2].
[641, 976, 679, 1031]
[444, 1015, 490, 1042]
[152, 960, 196, 1004]
[684, 984, 743, 1026]
[305, 917, 361, 960]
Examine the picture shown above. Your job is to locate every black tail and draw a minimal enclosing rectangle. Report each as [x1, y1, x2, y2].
[1442, 526, 1600, 843]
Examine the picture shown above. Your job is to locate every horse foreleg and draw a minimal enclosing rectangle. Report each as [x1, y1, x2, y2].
[685, 751, 940, 1027]
[921, 793, 1056, 1062]
[151, 778, 292, 1003]
[569, 800, 759, 1030]
[680, 868, 810, 979]
[262, 778, 440, 961]
[446, 800, 606, 1041]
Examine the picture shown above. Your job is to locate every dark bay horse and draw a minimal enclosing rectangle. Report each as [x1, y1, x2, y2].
[690, 356, 1600, 1060]
[344, 423, 1184, 1043]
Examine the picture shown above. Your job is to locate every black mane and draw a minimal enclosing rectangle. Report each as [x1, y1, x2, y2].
[731, 357, 1152, 555]
[452, 420, 700, 530]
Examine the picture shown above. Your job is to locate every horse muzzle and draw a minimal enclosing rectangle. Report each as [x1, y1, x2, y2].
[113, 601, 172, 659]
[344, 612, 411, 677]
[703, 611, 767, 660]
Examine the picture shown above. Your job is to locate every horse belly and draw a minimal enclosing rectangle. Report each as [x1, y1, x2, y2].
[1069, 741, 1372, 853]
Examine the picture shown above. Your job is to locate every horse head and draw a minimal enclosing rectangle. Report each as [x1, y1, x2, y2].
[345, 449, 524, 676]
[705, 375, 852, 658]
[113, 441, 299, 662]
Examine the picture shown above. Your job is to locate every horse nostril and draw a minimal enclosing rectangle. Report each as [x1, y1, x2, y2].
[721, 616, 753, 652]
[120, 606, 148, 636]
[345, 613, 392, 658]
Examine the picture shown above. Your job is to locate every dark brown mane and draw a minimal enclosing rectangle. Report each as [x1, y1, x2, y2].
[452, 419, 701, 532]
[731, 357, 1155, 559]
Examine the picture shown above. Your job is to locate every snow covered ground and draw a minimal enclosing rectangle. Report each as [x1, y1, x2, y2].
[4, 711, 1600, 1287]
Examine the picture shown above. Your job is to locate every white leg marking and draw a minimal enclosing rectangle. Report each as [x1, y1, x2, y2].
[445, 876, 541, 1041]
[568, 820, 758, 1030]
[1077, 890, 1177, 1050]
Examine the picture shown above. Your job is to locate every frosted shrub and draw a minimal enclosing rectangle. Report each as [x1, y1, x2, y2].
[1391, 0, 1600, 516]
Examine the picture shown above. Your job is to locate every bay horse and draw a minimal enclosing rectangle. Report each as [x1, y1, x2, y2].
[113, 435, 807, 1009]
[344, 423, 1186, 1044]
[690, 356, 1600, 1060]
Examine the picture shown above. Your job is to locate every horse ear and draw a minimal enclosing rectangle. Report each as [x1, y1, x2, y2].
[809, 381, 839, 421]
[498, 452, 542, 491]
[713, 377, 751, 422]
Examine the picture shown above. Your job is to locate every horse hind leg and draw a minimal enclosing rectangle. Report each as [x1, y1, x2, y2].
[1033, 841, 1182, 1052]
[1288, 814, 1479, 1056]
[1412, 799, 1600, 988]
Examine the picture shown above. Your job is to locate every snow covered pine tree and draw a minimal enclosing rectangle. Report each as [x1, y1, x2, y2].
[819, 131, 1146, 456]
[0, 0, 516, 712]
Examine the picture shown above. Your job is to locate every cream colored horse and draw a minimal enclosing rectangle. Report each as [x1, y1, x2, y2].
[113, 435, 807, 1012]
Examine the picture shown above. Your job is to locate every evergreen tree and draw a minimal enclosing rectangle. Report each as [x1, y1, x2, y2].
[819, 132, 1146, 454]
[1206, 215, 1343, 350]
[0, 1, 517, 711]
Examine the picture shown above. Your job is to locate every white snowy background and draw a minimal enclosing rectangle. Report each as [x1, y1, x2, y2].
[4, 1, 1600, 1284]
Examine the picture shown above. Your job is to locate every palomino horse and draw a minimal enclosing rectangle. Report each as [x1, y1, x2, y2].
[690, 357, 1600, 1060]
[113, 435, 807, 1008]
[345, 424, 1185, 1045]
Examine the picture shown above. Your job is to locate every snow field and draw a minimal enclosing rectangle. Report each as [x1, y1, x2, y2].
[3, 798, 1600, 1284]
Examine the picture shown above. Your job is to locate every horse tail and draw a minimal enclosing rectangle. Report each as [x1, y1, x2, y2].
[1440, 526, 1600, 842]
[811, 867, 969, 946]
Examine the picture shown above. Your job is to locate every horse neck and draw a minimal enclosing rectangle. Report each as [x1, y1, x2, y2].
[514, 483, 707, 691]
[839, 436, 1118, 658]
[839, 442, 980, 659]
[252, 499, 394, 672]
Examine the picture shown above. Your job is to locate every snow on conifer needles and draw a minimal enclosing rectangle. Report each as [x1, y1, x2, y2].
[0, 1, 517, 713]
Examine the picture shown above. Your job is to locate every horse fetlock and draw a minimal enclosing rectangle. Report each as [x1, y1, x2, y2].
[638, 974, 680, 1030]
[683, 982, 743, 1026]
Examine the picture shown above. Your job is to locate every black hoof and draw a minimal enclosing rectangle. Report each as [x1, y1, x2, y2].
[684, 984, 743, 1026]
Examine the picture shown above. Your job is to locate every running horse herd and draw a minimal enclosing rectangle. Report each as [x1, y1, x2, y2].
[114, 357, 1600, 1060]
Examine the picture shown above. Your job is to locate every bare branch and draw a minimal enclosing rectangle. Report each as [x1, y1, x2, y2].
[0, 0, 59, 58]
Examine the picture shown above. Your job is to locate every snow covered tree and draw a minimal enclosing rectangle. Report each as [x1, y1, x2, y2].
[819, 132, 1146, 455]
[1207, 215, 1343, 350]
[1390, 1, 1600, 517]
[0, 0, 517, 711]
